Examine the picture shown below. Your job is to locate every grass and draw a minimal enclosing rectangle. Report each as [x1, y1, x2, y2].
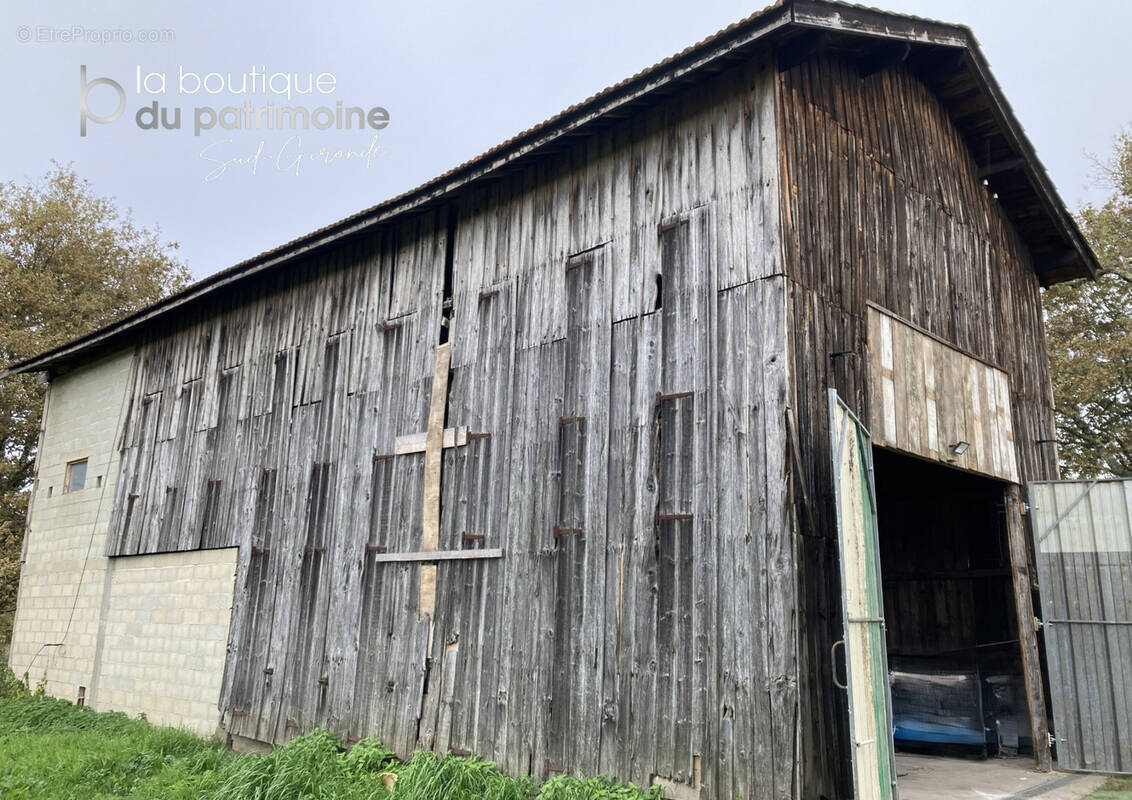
[0, 667, 661, 800]
[1086, 775, 1132, 800]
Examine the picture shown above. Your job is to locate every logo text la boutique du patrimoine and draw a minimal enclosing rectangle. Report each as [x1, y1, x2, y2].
[79, 65, 391, 136]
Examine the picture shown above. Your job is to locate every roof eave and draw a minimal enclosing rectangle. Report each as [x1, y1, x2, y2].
[787, 1, 1098, 285]
[2, 6, 800, 378]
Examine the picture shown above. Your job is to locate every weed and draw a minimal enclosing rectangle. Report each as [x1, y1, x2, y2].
[200, 729, 373, 800]
[0, 694, 670, 800]
[391, 750, 535, 800]
[0, 665, 28, 701]
[1086, 774, 1132, 799]
[536, 774, 664, 800]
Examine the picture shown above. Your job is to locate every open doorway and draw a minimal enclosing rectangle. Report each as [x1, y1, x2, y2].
[872, 448, 1035, 760]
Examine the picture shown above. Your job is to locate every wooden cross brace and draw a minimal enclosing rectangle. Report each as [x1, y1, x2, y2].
[384, 342, 501, 624]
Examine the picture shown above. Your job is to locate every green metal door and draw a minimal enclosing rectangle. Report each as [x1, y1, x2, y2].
[829, 389, 897, 800]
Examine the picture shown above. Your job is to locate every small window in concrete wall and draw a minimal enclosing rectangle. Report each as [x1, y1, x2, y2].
[65, 459, 88, 493]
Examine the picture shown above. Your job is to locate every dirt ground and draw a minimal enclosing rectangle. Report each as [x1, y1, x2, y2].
[895, 753, 1109, 800]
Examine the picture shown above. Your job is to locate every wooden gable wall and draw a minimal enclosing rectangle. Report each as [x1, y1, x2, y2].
[776, 53, 1061, 798]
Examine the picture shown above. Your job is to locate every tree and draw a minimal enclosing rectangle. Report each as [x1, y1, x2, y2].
[0, 164, 190, 650]
[1044, 132, 1132, 478]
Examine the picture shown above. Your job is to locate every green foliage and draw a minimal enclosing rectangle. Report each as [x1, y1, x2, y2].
[0, 695, 666, 800]
[536, 774, 664, 800]
[1085, 774, 1132, 799]
[0, 664, 28, 700]
[0, 163, 190, 652]
[390, 750, 534, 800]
[197, 729, 385, 800]
[0, 696, 228, 799]
[343, 737, 397, 778]
[1044, 130, 1132, 477]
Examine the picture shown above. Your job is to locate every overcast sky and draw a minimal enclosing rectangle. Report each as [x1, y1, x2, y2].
[2, 0, 1129, 279]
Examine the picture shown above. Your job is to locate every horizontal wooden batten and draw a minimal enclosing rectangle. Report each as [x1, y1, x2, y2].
[393, 426, 469, 455]
[367, 548, 504, 563]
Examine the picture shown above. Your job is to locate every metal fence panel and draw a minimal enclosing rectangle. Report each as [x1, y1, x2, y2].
[1030, 479, 1132, 774]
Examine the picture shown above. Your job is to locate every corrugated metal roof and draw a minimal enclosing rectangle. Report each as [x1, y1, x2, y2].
[135, 0, 793, 287]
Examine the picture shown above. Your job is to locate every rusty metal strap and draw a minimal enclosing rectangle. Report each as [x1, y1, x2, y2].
[553, 525, 584, 539]
[656, 390, 694, 404]
[565, 253, 593, 272]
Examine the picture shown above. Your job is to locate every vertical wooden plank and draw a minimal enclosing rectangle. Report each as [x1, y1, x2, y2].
[1031, 483, 1080, 769]
[762, 277, 795, 799]
[601, 317, 633, 778]
[625, 312, 662, 787]
[1005, 484, 1052, 770]
[419, 342, 451, 621]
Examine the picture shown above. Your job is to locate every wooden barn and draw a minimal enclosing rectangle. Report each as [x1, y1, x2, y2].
[5, 2, 1101, 798]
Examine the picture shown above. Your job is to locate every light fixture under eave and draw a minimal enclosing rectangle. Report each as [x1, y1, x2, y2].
[950, 441, 970, 456]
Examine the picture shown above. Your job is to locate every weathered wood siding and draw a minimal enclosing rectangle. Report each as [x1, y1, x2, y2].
[106, 59, 793, 798]
[110, 212, 447, 748]
[868, 306, 1019, 483]
[777, 54, 1060, 797]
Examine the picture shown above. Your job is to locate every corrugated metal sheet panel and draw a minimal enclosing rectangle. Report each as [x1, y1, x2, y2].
[1029, 479, 1132, 774]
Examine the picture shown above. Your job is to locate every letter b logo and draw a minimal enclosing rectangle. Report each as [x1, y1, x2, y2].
[80, 65, 126, 136]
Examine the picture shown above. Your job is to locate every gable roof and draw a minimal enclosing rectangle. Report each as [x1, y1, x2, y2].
[4, 0, 1099, 377]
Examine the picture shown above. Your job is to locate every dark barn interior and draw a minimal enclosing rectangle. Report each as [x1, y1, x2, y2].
[873, 448, 1033, 758]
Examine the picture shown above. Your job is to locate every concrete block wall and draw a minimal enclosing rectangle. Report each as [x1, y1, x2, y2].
[92, 548, 237, 734]
[8, 349, 238, 736]
[9, 350, 134, 702]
